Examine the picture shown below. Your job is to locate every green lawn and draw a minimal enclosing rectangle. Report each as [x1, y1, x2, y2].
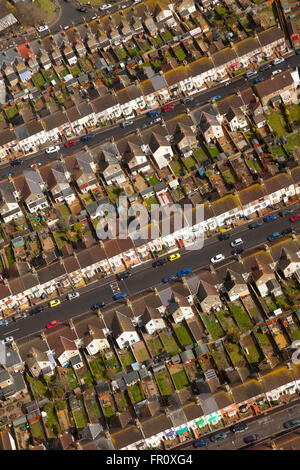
[89, 357, 108, 381]
[58, 204, 71, 216]
[44, 403, 59, 436]
[104, 406, 114, 419]
[170, 160, 184, 177]
[145, 195, 159, 210]
[201, 314, 225, 340]
[153, 35, 163, 45]
[4, 245, 15, 266]
[193, 148, 207, 163]
[160, 331, 181, 356]
[30, 420, 44, 438]
[287, 104, 300, 122]
[229, 302, 252, 332]
[216, 309, 236, 332]
[212, 351, 230, 371]
[60, 68, 69, 78]
[291, 328, 300, 341]
[174, 325, 193, 346]
[256, 332, 272, 347]
[119, 351, 135, 369]
[222, 169, 236, 185]
[127, 383, 144, 403]
[164, 30, 173, 41]
[245, 344, 264, 366]
[32, 73, 45, 89]
[73, 409, 85, 430]
[66, 369, 79, 389]
[136, 347, 150, 362]
[171, 370, 189, 390]
[286, 132, 300, 152]
[38, 0, 55, 22]
[225, 343, 246, 367]
[183, 156, 197, 172]
[207, 145, 219, 158]
[71, 65, 81, 77]
[147, 174, 160, 186]
[155, 371, 173, 396]
[147, 337, 164, 356]
[85, 398, 101, 421]
[267, 111, 289, 136]
[5, 106, 18, 120]
[264, 296, 277, 312]
[175, 48, 186, 62]
[83, 370, 94, 386]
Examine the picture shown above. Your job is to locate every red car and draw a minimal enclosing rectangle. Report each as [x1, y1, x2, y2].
[290, 213, 300, 222]
[162, 104, 175, 112]
[65, 139, 76, 147]
[46, 320, 60, 329]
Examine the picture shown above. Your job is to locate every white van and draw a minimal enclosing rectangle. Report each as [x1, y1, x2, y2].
[245, 70, 258, 78]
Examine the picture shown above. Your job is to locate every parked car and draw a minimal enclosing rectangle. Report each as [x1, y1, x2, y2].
[264, 214, 277, 222]
[10, 159, 23, 166]
[243, 434, 259, 444]
[296, 49, 300, 55]
[162, 275, 176, 283]
[168, 253, 181, 262]
[260, 64, 272, 71]
[30, 162, 41, 168]
[65, 139, 76, 147]
[37, 25, 49, 33]
[290, 213, 300, 222]
[13, 312, 27, 321]
[150, 117, 162, 125]
[254, 77, 264, 83]
[120, 120, 133, 128]
[116, 271, 131, 281]
[177, 268, 192, 277]
[193, 438, 209, 448]
[46, 320, 60, 329]
[272, 69, 282, 76]
[152, 259, 167, 268]
[45, 145, 60, 154]
[232, 422, 248, 433]
[279, 208, 294, 216]
[77, 7, 87, 12]
[113, 292, 127, 300]
[283, 418, 300, 429]
[211, 254, 225, 264]
[210, 432, 227, 442]
[232, 246, 244, 255]
[67, 292, 80, 300]
[1, 336, 13, 344]
[99, 3, 112, 9]
[162, 104, 175, 112]
[49, 299, 61, 307]
[0, 319, 9, 327]
[230, 238, 243, 247]
[80, 133, 95, 142]
[91, 301, 105, 310]
[281, 227, 293, 236]
[30, 305, 44, 315]
[248, 220, 263, 229]
[267, 232, 281, 242]
[148, 109, 161, 117]
[245, 70, 258, 78]
[211, 95, 222, 100]
[273, 57, 285, 65]
[181, 97, 193, 104]
[218, 232, 230, 241]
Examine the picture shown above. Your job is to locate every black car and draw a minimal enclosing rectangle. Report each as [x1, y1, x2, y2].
[152, 259, 167, 268]
[77, 7, 87, 12]
[10, 159, 23, 166]
[91, 301, 105, 310]
[232, 422, 248, 433]
[232, 246, 244, 255]
[281, 227, 293, 236]
[279, 208, 294, 217]
[30, 305, 44, 315]
[260, 64, 271, 71]
[283, 418, 300, 429]
[243, 434, 259, 444]
[116, 271, 130, 281]
[248, 220, 263, 229]
[218, 232, 230, 241]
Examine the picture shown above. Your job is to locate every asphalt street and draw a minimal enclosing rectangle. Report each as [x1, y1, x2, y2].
[1, 52, 299, 181]
[174, 398, 300, 450]
[0, 204, 299, 342]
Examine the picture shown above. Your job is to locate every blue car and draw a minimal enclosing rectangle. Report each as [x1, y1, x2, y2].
[263, 214, 277, 222]
[162, 275, 176, 283]
[211, 95, 222, 100]
[254, 77, 264, 83]
[113, 292, 127, 300]
[296, 49, 300, 55]
[81, 133, 95, 142]
[177, 268, 192, 278]
[267, 232, 281, 242]
[193, 438, 209, 448]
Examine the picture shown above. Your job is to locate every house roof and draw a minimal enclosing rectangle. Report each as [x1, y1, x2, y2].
[111, 311, 135, 338]
[254, 71, 293, 99]
[258, 27, 284, 47]
[212, 47, 238, 67]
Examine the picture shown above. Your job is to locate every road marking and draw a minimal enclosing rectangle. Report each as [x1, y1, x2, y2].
[3, 328, 19, 335]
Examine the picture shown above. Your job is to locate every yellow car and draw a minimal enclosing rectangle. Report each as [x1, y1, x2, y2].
[49, 299, 61, 308]
[168, 253, 181, 262]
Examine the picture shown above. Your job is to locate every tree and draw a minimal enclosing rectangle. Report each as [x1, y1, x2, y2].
[227, 329, 240, 344]
[15, 2, 47, 27]
[73, 222, 84, 234]
[58, 216, 70, 232]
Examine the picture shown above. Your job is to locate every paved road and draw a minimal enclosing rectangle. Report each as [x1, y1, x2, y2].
[2, 52, 300, 180]
[174, 398, 300, 450]
[1, 204, 299, 342]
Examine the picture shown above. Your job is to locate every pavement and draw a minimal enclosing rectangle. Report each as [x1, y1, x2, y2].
[173, 397, 300, 450]
[0, 203, 299, 343]
[1, 51, 300, 180]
